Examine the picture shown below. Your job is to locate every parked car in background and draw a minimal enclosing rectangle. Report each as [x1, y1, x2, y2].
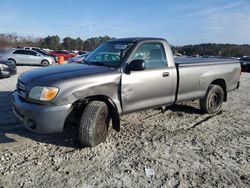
[239, 56, 250, 72]
[68, 53, 89, 64]
[24, 47, 57, 62]
[49, 50, 76, 60]
[0, 49, 55, 66]
[0, 60, 16, 78]
[42, 48, 52, 52]
[78, 51, 89, 55]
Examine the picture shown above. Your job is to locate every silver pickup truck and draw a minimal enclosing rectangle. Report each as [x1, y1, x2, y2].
[12, 37, 241, 147]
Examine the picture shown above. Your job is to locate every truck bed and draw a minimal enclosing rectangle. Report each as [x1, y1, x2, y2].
[175, 57, 238, 65]
[173, 57, 240, 103]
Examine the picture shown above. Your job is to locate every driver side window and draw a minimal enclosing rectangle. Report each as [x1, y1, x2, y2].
[132, 42, 167, 68]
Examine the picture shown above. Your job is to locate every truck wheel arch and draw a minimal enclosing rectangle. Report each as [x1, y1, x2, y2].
[87, 95, 120, 132]
[69, 95, 121, 132]
[210, 79, 227, 102]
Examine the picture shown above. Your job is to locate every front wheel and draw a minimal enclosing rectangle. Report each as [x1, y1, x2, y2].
[200, 84, 224, 115]
[79, 101, 110, 147]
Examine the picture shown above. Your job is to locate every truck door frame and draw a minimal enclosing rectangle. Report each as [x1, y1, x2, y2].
[120, 40, 177, 114]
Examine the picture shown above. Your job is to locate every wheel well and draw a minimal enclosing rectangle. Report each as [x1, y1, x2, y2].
[41, 59, 49, 63]
[65, 95, 120, 132]
[211, 79, 227, 101]
[8, 58, 16, 63]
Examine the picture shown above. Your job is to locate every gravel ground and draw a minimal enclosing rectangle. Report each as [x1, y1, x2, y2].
[0, 66, 249, 188]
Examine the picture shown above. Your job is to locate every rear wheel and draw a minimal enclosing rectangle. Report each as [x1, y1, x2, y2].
[8, 59, 16, 65]
[79, 101, 110, 147]
[200, 84, 224, 115]
[41, 60, 49, 67]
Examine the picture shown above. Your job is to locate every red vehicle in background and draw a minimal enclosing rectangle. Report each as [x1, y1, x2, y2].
[49, 50, 76, 60]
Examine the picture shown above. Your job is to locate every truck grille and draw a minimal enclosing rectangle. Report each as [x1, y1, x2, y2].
[17, 80, 26, 99]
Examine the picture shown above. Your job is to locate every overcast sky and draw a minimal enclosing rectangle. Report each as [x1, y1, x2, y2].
[0, 0, 249, 45]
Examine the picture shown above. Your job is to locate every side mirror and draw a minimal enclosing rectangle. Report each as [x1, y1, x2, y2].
[127, 59, 145, 71]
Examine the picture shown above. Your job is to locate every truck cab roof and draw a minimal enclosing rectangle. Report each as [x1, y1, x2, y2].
[107, 37, 166, 43]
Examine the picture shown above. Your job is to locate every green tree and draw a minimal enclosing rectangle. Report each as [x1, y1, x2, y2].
[83, 35, 112, 51]
[173, 43, 250, 57]
[75, 37, 85, 50]
[62, 37, 75, 50]
[41, 35, 60, 50]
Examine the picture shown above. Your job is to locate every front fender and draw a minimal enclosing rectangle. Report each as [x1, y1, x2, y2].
[52, 73, 122, 114]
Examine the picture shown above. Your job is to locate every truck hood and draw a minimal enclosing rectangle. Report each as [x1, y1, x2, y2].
[19, 64, 112, 85]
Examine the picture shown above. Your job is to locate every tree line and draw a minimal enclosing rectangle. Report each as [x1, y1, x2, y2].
[172, 43, 250, 57]
[1, 33, 250, 57]
[0, 33, 112, 51]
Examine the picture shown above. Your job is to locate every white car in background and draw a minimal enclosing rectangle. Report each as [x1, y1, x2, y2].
[68, 53, 89, 64]
[0, 49, 55, 67]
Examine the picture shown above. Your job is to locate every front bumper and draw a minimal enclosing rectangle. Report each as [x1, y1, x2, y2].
[12, 92, 72, 133]
[0, 66, 16, 78]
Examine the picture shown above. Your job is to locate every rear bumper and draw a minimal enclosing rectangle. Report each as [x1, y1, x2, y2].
[12, 92, 72, 133]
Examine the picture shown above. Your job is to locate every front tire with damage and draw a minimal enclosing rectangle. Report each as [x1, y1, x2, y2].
[79, 101, 109, 147]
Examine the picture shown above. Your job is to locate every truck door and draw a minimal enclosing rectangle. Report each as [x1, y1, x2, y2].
[121, 42, 174, 113]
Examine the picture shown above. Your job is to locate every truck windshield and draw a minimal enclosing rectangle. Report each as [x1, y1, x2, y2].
[84, 42, 134, 68]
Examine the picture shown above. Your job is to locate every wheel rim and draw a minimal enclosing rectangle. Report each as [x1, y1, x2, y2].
[209, 92, 222, 112]
[96, 112, 108, 142]
[9, 60, 15, 64]
[42, 61, 48, 66]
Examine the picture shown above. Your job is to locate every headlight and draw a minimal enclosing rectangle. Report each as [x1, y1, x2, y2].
[0, 64, 8, 70]
[29, 86, 59, 101]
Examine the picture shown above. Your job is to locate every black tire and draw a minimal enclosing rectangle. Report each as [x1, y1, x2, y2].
[41, 60, 49, 67]
[8, 59, 16, 65]
[79, 101, 110, 147]
[200, 84, 224, 115]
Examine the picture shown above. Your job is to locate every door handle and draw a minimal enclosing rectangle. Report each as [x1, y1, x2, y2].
[162, 72, 169, 77]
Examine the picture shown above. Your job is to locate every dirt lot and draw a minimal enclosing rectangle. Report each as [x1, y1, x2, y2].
[0, 66, 249, 188]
